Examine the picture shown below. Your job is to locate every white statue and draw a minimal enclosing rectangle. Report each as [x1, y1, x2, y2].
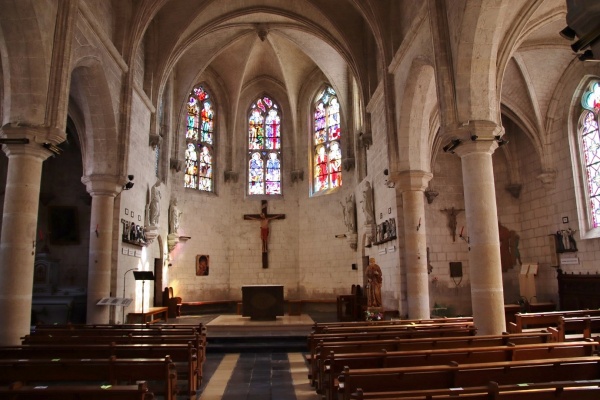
[361, 181, 375, 225]
[340, 193, 356, 233]
[148, 181, 161, 226]
[169, 198, 182, 234]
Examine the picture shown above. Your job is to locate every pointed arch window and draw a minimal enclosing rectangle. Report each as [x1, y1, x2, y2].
[579, 81, 600, 229]
[313, 86, 342, 194]
[185, 85, 214, 192]
[247, 96, 281, 195]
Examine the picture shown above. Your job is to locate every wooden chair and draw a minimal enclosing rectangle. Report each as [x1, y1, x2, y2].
[162, 287, 182, 318]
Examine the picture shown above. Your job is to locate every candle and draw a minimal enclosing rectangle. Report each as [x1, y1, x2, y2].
[460, 226, 464, 236]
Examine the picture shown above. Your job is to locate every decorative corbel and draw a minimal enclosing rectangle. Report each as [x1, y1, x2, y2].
[537, 170, 556, 190]
[342, 158, 355, 171]
[149, 134, 162, 149]
[505, 184, 522, 199]
[424, 188, 439, 204]
[170, 158, 182, 172]
[224, 170, 239, 183]
[291, 169, 304, 183]
[358, 131, 373, 149]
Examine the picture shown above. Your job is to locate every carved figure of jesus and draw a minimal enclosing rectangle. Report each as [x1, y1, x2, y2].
[245, 212, 279, 252]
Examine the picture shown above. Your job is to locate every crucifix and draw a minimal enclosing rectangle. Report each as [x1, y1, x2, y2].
[244, 200, 285, 268]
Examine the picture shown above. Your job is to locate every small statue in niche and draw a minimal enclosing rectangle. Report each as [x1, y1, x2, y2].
[361, 181, 375, 225]
[389, 218, 396, 238]
[148, 180, 161, 227]
[122, 220, 130, 241]
[340, 193, 356, 233]
[169, 198, 182, 235]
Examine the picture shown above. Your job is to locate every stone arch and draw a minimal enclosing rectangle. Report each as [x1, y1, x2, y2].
[69, 57, 121, 177]
[453, 0, 511, 124]
[0, 0, 54, 126]
[396, 59, 437, 173]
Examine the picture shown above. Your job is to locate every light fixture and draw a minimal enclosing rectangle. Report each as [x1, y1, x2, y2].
[123, 175, 134, 190]
[42, 142, 62, 155]
[442, 139, 462, 153]
[579, 49, 595, 61]
[559, 26, 577, 41]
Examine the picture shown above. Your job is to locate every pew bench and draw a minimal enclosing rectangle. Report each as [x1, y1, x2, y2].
[0, 356, 177, 400]
[507, 309, 600, 333]
[337, 356, 600, 400]
[126, 307, 169, 324]
[350, 380, 600, 400]
[0, 381, 154, 400]
[308, 325, 478, 357]
[311, 317, 474, 334]
[0, 343, 201, 397]
[549, 315, 600, 341]
[320, 341, 597, 400]
[309, 331, 552, 388]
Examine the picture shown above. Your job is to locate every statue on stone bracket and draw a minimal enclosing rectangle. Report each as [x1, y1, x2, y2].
[340, 193, 357, 233]
[148, 180, 161, 227]
[169, 198, 182, 235]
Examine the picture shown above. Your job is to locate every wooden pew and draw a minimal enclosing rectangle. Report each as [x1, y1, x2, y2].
[308, 325, 477, 356]
[29, 326, 202, 337]
[311, 317, 473, 333]
[0, 342, 201, 397]
[350, 380, 600, 400]
[508, 309, 600, 333]
[320, 341, 597, 400]
[313, 321, 474, 334]
[21, 332, 204, 349]
[548, 315, 600, 341]
[126, 307, 169, 324]
[0, 381, 154, 400]
[309, 331, 551, 389]
[33, 322, 205, 331]
[0, 356, 177, 400]
[337, 356, 600, 400]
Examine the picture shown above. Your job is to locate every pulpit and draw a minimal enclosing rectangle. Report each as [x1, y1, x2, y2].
[242, 285, 284, 320]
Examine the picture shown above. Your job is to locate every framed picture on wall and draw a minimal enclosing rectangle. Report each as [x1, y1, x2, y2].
[196, 255, 209, 276]
[48, 206, 80, 245]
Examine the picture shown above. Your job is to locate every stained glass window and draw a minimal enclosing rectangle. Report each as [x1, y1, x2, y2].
[580, 81, 600, 228]
[313, 86, 342, 193]
[185, 85, 214, 191]
[248, 96, 281, 195]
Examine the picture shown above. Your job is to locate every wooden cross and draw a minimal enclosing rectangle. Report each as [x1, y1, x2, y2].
[243, 200, 285, 268]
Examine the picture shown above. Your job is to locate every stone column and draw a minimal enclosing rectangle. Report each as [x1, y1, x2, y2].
[0, 143, 52, 345]
[455, 139, 506, 335]
[81, 175, 121, 324]
[395, 170, 433, 319]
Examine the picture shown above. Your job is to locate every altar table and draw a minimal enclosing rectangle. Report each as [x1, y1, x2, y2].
[242, 285, 284, 320]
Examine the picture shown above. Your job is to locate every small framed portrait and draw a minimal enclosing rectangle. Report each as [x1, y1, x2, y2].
[196, 255, 209, 276]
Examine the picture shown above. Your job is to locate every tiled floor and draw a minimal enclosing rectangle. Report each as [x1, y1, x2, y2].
[197, 352, 318, 400]
[167, 313, 331, 399]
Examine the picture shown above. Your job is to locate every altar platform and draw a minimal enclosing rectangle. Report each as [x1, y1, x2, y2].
[205, 314, 314, 337]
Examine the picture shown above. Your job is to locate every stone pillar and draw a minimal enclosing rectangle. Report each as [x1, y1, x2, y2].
[81, 175, 121, 324]
[0, 143, 52, 345]
[455, 139, 506, 335]
[395, 170, 433, 319]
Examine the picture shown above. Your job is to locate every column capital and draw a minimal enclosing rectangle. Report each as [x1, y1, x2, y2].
[393, 170, 433, 192]
[1, 123, 66, 145]
[81, 175, 122, 197]
[443, 120, 504, 142]
[453, 140, 498, 157]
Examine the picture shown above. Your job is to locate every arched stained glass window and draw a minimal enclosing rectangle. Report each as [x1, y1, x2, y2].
[313, 86, 342, 193]
[185, 85, 214, 191]
[580, 81, 600, 228]
[248, 96, 281, 195]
